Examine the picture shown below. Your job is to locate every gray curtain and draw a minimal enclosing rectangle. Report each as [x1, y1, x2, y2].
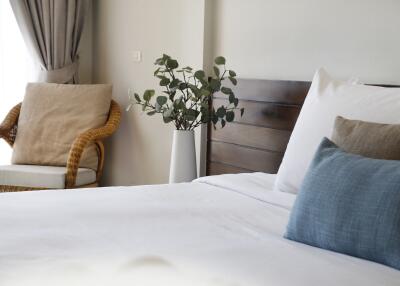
[10, 0, 89, 84]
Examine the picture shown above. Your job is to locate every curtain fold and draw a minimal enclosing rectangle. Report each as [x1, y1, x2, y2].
[9, 0, 89, 84]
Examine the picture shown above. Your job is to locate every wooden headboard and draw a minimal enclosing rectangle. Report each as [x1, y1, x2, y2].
[206, 78, 311, 176]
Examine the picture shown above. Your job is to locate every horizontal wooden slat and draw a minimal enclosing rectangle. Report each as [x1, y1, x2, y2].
[208, 141, 282, 173]
[213, 98, 301, 130]
[215, 78, 311, 104]
[210, 123, 291, 153]
[207, 162, 251, 176]
[207, 78, 310, 176]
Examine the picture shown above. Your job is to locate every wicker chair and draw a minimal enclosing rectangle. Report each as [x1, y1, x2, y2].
[0, 100, 121, 192]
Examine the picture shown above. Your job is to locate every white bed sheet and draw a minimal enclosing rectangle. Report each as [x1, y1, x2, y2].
[0, 173, 399, 286]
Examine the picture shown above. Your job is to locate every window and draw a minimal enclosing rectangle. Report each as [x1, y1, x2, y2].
[0, 1, 36, 164]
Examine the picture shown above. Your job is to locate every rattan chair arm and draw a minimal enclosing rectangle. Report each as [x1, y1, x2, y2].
[65, 100, 121, 188]
[0, 103, 21, 146]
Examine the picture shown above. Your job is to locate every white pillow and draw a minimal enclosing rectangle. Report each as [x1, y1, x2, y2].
[274, 68, 400, 194]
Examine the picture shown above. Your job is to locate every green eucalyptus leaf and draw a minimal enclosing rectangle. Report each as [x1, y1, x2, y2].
[184, 115, 196, 121]
[211, 108, 218, 123]
[240, 108, 245, 117]
[179, 82, 188, 90]
[194, 70, 205, 80]
[143, 89, 155, 101]
[213, 66, 220, 77]
[201, 102, 209, 109]
[221, 87, 232, 95]
[169, 78, 181, 88]
[155, 102, 161, 112]
[216, 106, 226, 117]
[189, 85, 200, 97]
[166, 59, 179, 69]
[226, 111, 235, 122]
[233, 98, 239, 107]
[154, 67, 161, 76]
[186, 109, 199, 116]
[156, 96, 168, 106]
[154, 58, 164, 65]
[201, 110, 209, 123]
[221, 119, 226, 128]
[200, 89, 211, 97]
[168, 91, 176, 101]
[214, 56, 226, 65]
[174, 98, 185, 110]
[210, 79, 221, 91]
[229, 93, 235, 104]
[199, 78, 208, 86]
[134, 93, 141, 103]
[159, 77, 170, 86]
[229, 70, 236, 77]
[147, 111, 157, 116]
[185, 109, 199, 121]
[229, 77, 238, 86]
[212, 115, 218, 125]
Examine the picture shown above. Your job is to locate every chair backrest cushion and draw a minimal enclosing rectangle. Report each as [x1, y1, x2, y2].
[12, 83, 112, 170]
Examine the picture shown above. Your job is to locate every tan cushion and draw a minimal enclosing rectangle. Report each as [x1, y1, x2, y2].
[331, 116, 400, 160]
[0, 165, 96, 189]
[12, 83, 112, 170]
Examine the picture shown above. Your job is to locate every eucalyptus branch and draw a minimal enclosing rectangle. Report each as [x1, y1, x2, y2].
[220, 69, 227, 81]
[127, 54, 244, 131]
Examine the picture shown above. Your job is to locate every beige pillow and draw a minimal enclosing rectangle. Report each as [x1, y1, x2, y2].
[12, 83, 112, 170]
[331, 116, 400, 160]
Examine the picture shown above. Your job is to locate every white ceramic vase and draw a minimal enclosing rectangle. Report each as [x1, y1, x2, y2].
[169, 130, 197, 183]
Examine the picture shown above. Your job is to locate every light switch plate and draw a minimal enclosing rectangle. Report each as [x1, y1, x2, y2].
[130, 50, 142, 62]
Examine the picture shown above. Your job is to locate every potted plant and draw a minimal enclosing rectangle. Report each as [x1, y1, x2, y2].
[127, 54, 243, 183]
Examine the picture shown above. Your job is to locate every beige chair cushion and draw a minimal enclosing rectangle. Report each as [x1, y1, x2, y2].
[12, 83, 112, 170]
[331, 116, 400, 160]
[0, 165, 96, 189]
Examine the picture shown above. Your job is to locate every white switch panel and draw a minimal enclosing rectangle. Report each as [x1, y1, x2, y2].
[130, 50, 142, 62]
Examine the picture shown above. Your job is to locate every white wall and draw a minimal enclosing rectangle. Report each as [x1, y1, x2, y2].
[210, 0, 400, 84]
[93, 0, 205, 186]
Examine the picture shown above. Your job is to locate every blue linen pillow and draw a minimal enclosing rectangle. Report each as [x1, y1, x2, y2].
[285, 137, 400, 270]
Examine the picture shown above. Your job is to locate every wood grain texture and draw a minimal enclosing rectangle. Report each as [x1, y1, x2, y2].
[214, 78, 311, 104]
[212, 98, 301, 130]
[208, 141, 283, 173]
[207, 78, 309, 176]
[210, 123, 291, 153]
[207, 162, 251, 176]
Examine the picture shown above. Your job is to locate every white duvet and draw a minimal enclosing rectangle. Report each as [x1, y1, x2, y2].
[0, 173, 399, 286]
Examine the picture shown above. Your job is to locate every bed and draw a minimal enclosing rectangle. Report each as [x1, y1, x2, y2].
[1, 173, 399, 286]
[1, 79, 400, 285]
